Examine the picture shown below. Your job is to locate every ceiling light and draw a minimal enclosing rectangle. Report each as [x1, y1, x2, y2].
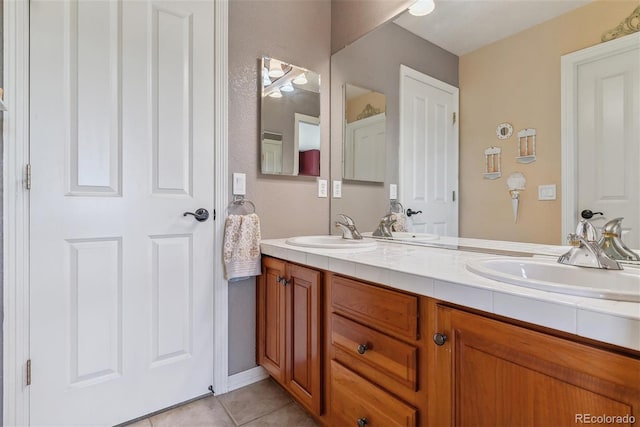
[268, 60, 285, 78]
[269, 88, 282, 98]
[293, 73, 308, 85]
[280, 82, 294, 92]
[409, 0, 435, 16]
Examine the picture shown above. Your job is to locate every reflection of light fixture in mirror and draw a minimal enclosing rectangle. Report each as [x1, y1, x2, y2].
[268, 88, 282, 98]
[280, 82, 294, 92]
[262, 67, 272, 86]
[409, 0, 435, 16]
[507, 172, 526, 223]
[268, 60, 285, 78]
[293, 73, 307, 85]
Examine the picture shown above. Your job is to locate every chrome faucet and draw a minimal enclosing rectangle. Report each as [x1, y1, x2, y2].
[372, 214, 397, 238]
[598, 217, 640, 261]
[335, 214, 363, 240]
[558, 219, 622, 270]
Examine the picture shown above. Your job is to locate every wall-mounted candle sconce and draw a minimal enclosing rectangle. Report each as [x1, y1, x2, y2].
[483, 146, 501, 179]
[507, 172, 526, 223]
[516, 128, 536, 163]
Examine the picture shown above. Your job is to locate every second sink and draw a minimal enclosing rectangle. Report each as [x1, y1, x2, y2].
[466, 257, 640, 302]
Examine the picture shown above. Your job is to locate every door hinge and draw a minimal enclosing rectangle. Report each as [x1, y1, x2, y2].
[26, 164, 32, 190]
[452, 191, 456, 202]
[452, 112, 457, 124]
[26, 359, 32, 386]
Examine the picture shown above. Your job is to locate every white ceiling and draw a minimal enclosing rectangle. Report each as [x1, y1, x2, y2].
[394, 0, 592, 56]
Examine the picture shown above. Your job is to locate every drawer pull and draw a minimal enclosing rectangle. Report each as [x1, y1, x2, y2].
[356, 343, 369, 354]
[276, 275, 290, 286]
[357, 417, 369, 427]
[433, 333, 447, 346]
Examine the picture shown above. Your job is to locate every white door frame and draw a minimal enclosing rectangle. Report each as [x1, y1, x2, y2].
[561, 33, 640, 242]
[3, 1, 229, 425]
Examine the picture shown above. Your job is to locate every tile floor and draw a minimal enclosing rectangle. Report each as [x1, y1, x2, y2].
[125, 378, 319, 427]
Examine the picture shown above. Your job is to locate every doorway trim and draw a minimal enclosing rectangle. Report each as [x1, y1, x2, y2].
[561, 33, 640, 242]
[2, 1, 229, 425]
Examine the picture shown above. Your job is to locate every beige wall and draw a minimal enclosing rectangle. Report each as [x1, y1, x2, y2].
[229, 0, 331, 240]
[228, 0, 331, 375]
[331, 0, 413, 53]
[346, 92, 386, 123]
[459, 1, 637, 244]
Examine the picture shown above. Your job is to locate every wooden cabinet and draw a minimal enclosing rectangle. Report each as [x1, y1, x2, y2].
[258, 256, 640, 427]
[431, 304, 640, 426]
[327, 275, 424, 426]
[257, 257, 322, 415]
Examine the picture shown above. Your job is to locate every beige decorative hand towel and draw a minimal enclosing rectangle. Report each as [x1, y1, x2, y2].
[391, 212, 408, 232]
[223, 213, 262, 281]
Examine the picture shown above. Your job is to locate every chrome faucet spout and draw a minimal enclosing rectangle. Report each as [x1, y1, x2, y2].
[372, 214, 397, 238]
[335, 214, 363, 240]
[558, 233, 622, 270]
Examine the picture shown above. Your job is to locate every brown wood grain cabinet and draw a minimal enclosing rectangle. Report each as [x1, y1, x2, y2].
[258, 256, 640, 427]
[257, 257, 322, 416]
[430, 304, 640, 426]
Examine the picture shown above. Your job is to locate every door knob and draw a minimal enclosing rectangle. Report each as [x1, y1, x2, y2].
[581, 210, 603, 219]
[406, 208, 423, 217]
[183, 208, 210, 222]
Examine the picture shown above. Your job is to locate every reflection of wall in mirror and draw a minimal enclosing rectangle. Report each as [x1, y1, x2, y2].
[262, 90, 320, 175]
[331, 22, 458, 233]
[459, 1, 638, 244]
[345, 92, 386, 123]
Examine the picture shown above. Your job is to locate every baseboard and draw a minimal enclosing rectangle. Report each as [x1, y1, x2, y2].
[226, 366, 269, 392]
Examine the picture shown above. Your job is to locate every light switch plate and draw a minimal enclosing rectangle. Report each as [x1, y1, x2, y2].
[389, 184, 398, 200]
[333, 180, 342, 198]
[232, 173, 246, 196]
[538, 184, 556, 201]
[318, 179, 328, 198]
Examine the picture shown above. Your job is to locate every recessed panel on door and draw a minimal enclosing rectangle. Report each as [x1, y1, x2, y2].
[67, 237, 123, 387]
[411, 92, 427, 201]
[150, 235, 193, 367]
[66, 1, 122, 196]
[151, 5, 193, 195]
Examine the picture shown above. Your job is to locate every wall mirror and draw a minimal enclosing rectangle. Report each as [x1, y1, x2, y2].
[343, 84, 386, 182]
[329, 2, 639, 244]
[261, 57, 321, 176]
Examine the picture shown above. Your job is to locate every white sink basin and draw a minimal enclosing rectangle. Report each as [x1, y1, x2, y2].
[362, 231, 439, 242]
[466, 257, 640, 302]
[285, 235, 377, 250]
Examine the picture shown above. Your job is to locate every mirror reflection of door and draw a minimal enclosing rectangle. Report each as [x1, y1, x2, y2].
[260, 57, 321, 176]
[343, 84, 386, 182]
[296, 114, 321, 176]
[261, 131, 283, 174]
[563, 34, 640, 247]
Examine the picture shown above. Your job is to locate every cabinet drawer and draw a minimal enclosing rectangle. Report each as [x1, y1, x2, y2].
[331, 275, 419, 340]
[332, 314, 417, 390]
[330, 360, 417, 427]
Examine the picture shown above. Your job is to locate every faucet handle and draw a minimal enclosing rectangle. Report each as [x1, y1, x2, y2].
[337, 214, 355, 226]
[575, 219, 597, 242]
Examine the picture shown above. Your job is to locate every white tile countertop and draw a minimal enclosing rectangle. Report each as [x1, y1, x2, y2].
[260, 236, 640, 352]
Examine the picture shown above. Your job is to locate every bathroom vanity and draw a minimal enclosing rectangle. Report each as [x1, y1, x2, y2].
[257, 238, 640, 426]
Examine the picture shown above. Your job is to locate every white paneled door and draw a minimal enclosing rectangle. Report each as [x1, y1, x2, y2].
[574, 36, 640, 247]
[30, 1, 215, 425]
[399, 65, 459, 236]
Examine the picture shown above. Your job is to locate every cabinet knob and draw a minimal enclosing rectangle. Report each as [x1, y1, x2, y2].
[356, 344, 369, 354]
[433, 333, 447, 346]
[276, 275, 290, 286]
[357, 417, 368, 427]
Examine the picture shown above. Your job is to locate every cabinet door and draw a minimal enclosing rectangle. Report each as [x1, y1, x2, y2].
[286, 263, 322, 415]
[257, 257, 287, 382]
[432, 305, 640, 427]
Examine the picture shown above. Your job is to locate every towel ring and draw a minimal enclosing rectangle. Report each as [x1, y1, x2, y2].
[228, 195, 256, 215]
